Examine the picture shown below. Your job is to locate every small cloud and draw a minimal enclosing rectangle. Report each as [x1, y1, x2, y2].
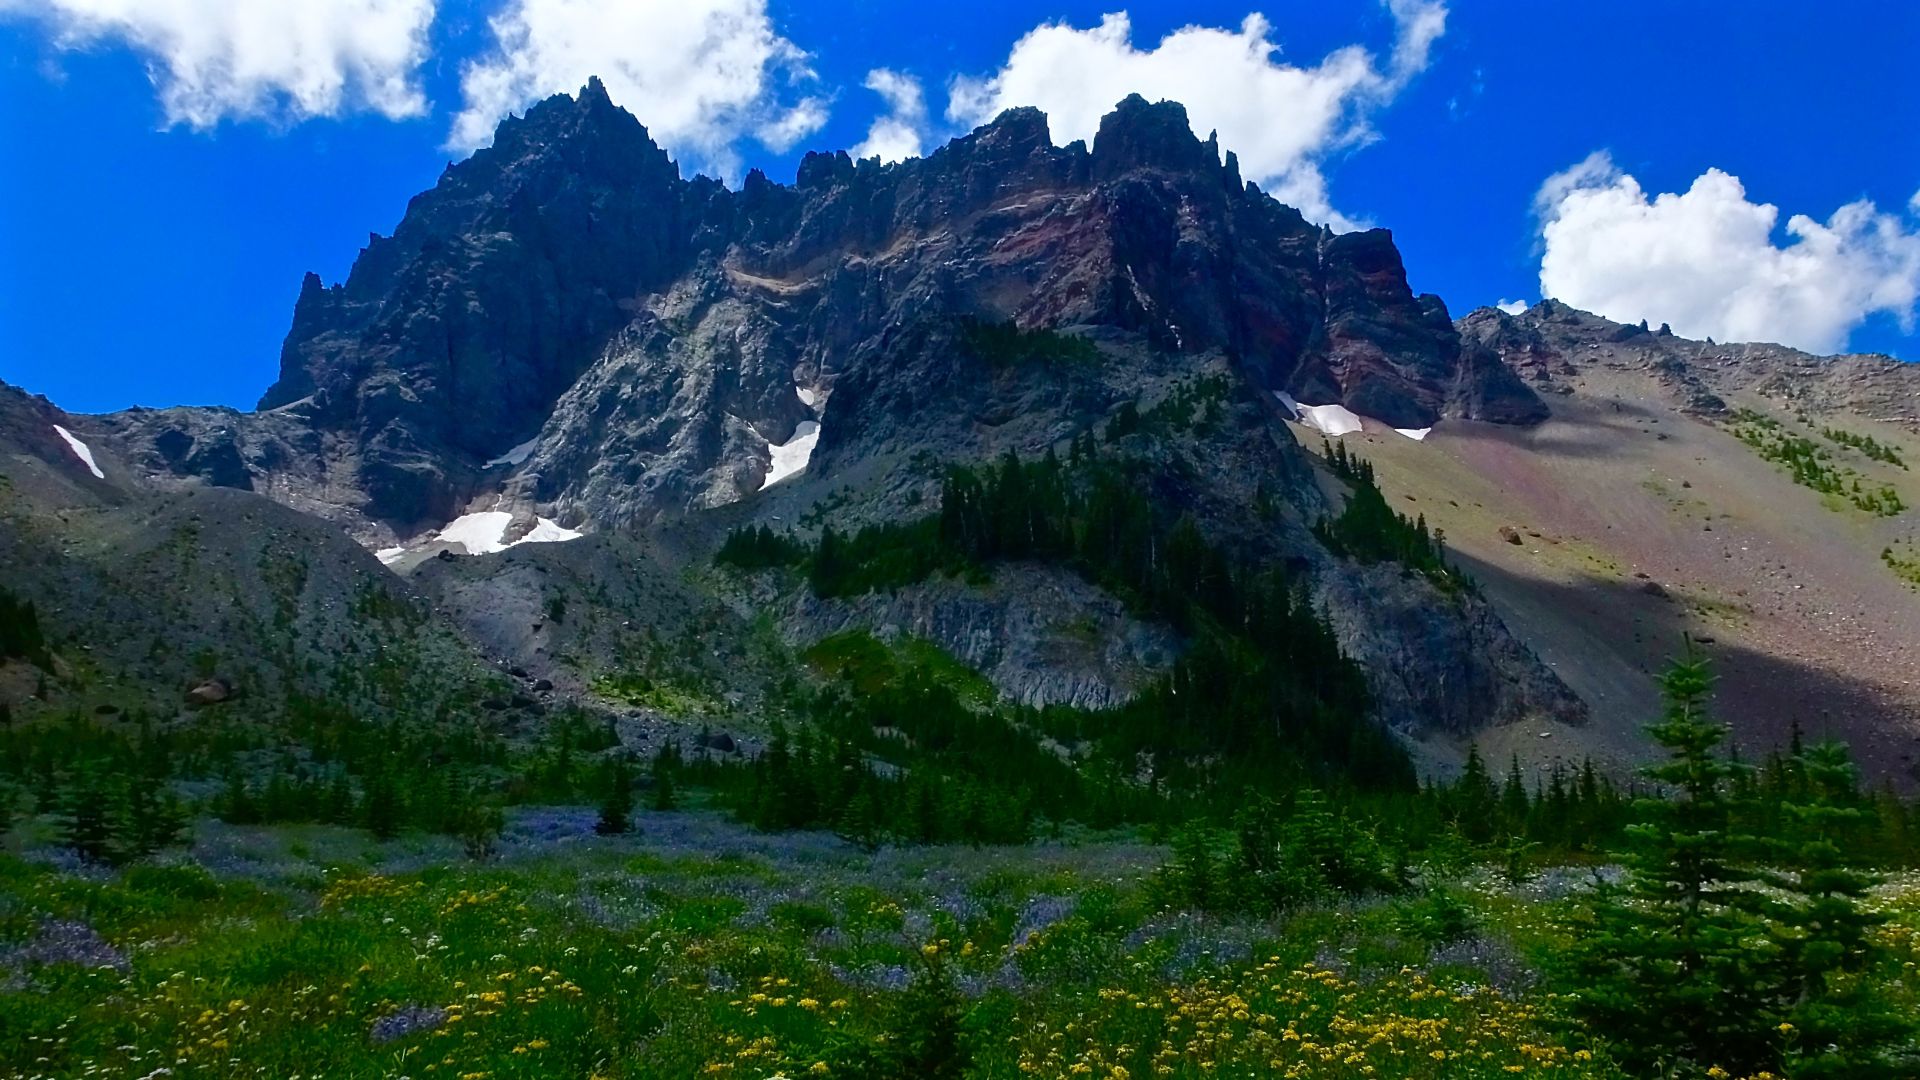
[759, 96, 830, 153]
[945, 1, 1447, 229]
[1, 0, 437, 128]
[449, 0, 825, 180]
[851, 69, 926, 163]
[1496, 299, 1528, 315]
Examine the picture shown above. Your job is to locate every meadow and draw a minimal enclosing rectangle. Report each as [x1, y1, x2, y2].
[6, 800, 1918, 1080]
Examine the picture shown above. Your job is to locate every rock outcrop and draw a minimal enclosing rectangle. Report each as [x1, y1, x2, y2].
[122, 87, 1545, 535]
[1459, 299, 1920, 423]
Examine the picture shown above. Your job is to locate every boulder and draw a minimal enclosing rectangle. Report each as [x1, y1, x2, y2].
[186, 677, 233, 706]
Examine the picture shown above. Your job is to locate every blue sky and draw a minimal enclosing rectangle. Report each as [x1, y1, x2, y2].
[2, 0, 1916, 413]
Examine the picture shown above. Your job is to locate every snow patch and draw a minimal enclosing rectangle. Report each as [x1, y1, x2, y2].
[1272, 391, 1395, 440]
[375, 546, 407, 565]
[431, 510, 584, 556]
[1394, 426, 1432, 441]
[760, 420, 820, 490]
[1299, 404, 1364, 437]
[519, 517, 584, 545]
[796, 386, 818, 408]
[437, 510, 515, 555]
[51, 425, 104, 479]
[485, 437, 538, 468]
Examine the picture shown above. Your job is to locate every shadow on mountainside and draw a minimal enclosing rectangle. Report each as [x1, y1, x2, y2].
[1451, 548, 1920, 790]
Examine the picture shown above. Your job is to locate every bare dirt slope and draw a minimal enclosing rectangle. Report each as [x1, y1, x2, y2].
[1291, 315, 1920, 786]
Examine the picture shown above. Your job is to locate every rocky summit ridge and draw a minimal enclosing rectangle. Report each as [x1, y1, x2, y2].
[102, 83, 1544, 541]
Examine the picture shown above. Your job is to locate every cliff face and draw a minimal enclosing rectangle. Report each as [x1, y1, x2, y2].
[208, 86, 1543, 532]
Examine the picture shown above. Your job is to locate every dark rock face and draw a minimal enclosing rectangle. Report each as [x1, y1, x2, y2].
[256, 77, 699, 524]
[209, 86, 1541, 530]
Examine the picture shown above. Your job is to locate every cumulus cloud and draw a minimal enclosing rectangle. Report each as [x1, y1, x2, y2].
[1496, 299, 1529, 315]
[1535, 151, 1920, 354]
[945, 1, 1447, 228]
[449, 0, 827, 178]
[851, 69, 926, 163]
[0, 0, 436, 127]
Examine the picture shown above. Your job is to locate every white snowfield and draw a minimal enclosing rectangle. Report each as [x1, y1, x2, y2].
[796, 386, 818, 408]
[1273, 392, 1362, 437]
[1273, 392, 1435, 442]
[1297, 402, 1365, 437]
[433, 510, 583, 556]
[760, 420, 821, 490]
[375, 546, 408, 565]
[51, 425, 104, 479]
[485, 437, 539, 468]
[437, 510, 516, 554]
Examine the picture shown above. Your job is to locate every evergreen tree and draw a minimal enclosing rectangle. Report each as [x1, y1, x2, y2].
[1451, 745, 1499, 844]
[595, 756, 634, 835]
[57, 771, 115, 861]
[836, 785, 882, 852]
[650, 743, 680, 812]
[120, 774, 188, 859]
[1766, 741, 1914, 1076]
[361, 770, 403, 840]
[1564, 647, 1775, 1075]
[1500, 754, 1531, 837]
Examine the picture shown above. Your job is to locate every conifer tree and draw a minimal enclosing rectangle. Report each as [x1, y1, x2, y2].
[1766, 741, 1914, 1076]
[1451, 745, 1499, 844]
[837, 785, 882, 852]
[58, 771, 115, 861]
[120, 774, 188, 858]
[595, 756, 634, 835]
[1564, 647, 1774, 1075]
[650, 743, 679, 811]
[362, 770, 403, 840]
[1500, 754, 1531, 836]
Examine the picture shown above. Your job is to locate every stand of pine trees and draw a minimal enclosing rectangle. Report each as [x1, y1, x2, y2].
[1563, 647, 1918, 1077]
[1314, 439, 1470, 591]
[0, 585, 51, 669]
[720, 447, 1403, 799]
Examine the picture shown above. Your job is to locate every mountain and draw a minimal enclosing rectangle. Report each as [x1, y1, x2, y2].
[5, 83, 1916, 785]
[102, 82, 1544, 538]
[1344, 300, 1920, 779]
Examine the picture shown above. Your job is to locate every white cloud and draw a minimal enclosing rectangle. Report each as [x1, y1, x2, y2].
[1535, 151, 1920, 354]
[851, 68, 925, 163]
[449, 0, 826, 180]
[1496, 298, 1528, 315]
[945, 1, 1447, 228]
[0, 0, 435, 127]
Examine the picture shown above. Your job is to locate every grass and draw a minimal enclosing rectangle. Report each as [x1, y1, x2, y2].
[0, 816, 1601, 1079]
[802, 630, 998, 708]
[591, 671, 721, 716]
[5, 812, 1918, 1079]
[1883, 541, 1920, 588]
[1727, 408, 1907, 517]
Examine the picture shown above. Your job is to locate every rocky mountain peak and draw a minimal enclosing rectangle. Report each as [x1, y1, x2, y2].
[1090, 94, 1222, 181]
[152, 86, 1551, 533]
